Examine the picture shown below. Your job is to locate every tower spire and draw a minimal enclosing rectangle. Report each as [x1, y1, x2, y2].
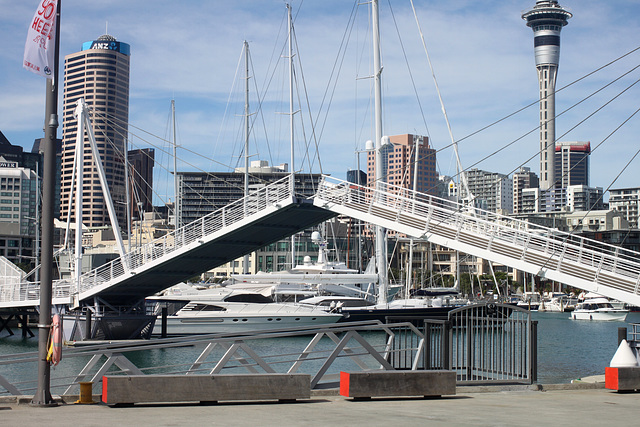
[522, 1, 572, 191]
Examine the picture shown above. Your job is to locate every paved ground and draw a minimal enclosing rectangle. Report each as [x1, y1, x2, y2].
[0, 384, 637, 427]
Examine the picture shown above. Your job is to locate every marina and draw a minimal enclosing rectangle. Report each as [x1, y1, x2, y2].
[1, 0, 640, 410]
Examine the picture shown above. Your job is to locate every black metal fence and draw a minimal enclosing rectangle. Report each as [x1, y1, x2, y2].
[388, 303, 537, 385]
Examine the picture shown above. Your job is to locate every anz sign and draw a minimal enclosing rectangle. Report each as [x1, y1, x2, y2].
[82, 40, 130, 55]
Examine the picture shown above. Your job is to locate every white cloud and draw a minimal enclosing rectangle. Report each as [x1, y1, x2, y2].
[1, 0, 639, 195]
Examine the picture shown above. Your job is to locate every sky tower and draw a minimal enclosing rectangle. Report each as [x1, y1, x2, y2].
[522, 1, 572, 191]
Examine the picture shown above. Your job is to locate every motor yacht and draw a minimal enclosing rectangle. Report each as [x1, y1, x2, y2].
[571, 293, 628, 321]
[148, 285, 343, 336]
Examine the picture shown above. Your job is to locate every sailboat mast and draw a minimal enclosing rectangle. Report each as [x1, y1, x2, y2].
[243, 40, 250, 274]
[287, 3, 296, 269]
[406, 137, 420, 296]
[172, 99, 179, 229]
[372, 0, 388, 304]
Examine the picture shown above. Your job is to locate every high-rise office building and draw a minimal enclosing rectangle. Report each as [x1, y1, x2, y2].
[60, 34, 130, 228]
[128, 148, 155, 220]
[178, 161, 321, 226]
[366, 134, 437, 196]
[522, 1, 572, 190]
[555, 141, 590, 187]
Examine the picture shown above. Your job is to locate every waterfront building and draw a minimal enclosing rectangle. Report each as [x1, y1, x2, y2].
[177, 160, 321, 226]
[563, 210, 628, 233]
[0, 131, 41, 173]
[464, 168, 513, 214]
[513, 167, 539, 214]
[609, 187, 640, 229]
[521, 187, 541, 214]
[565, 185, 604, 212]
[522, 1, 572, 190]
[0, 157, 38, 238]
[128, 148, 155, 220]
[60, 34, 131, 229]
[555, 141, 590, 187]
[366, 134, 438, 196]
[0, 157, 37, 265]
[514, 209, 627, 236]
[346, 169, 367, 187]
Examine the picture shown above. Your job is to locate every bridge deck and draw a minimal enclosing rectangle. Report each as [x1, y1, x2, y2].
[3, 174, 640, 310]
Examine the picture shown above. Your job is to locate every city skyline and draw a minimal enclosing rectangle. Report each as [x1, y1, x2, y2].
[1, 0, 639, 206]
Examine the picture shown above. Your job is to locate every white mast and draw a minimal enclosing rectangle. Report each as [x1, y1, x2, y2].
[75, 99, 127, 260]
[406, 136, 421, 297]
[73, 102, 85, 295]
[124, 136, 131, 253]
[372, 0, 388, 304]
[287, 3, 296, 269]
[243, 40, 250, 274]
[172, 99, 180, 229]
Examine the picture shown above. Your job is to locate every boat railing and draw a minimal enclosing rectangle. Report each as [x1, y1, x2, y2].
[0, 320, 429, 397]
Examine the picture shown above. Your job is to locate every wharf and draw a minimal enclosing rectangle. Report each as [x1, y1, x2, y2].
[0, 382, 636, 427]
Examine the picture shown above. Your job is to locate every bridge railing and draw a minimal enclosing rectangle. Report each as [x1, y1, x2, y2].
[0, 176, 293, 305]
[315, 176, 640, 299]
[80, 175, 293, 296]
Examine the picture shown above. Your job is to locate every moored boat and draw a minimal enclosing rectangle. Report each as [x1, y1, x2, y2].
[571, 294, 628, 321]
[148, 286, 343, 336]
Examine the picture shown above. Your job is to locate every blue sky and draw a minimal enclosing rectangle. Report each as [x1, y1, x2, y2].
[1, 0, 639, 204]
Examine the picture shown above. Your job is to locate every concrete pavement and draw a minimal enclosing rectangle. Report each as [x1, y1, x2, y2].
[0, 383, 637, 427]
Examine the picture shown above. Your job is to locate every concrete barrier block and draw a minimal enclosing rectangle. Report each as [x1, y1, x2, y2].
[605, 367, 640, 392]
[339, 370, 456, 399]
[102, 373, 310, 405]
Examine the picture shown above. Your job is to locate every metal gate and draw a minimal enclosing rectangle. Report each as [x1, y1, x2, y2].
[448, 303, 536, 385]
[388, 303, 537, 385]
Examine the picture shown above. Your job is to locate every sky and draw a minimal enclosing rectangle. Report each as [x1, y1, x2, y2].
[1, 0, 639, 205]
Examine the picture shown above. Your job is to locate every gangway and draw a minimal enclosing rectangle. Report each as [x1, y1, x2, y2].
[313, 176, 640, 307]
[0, 176, 335, 309]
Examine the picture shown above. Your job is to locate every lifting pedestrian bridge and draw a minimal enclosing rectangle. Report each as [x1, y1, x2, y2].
[1, 175, 640, 310]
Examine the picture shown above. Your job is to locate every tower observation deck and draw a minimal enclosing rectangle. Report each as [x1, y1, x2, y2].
[522, 1, 572, 191]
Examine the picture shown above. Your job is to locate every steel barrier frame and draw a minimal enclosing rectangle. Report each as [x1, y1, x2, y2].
[387, 303, 536, 385]
[0, 321, 425, 396]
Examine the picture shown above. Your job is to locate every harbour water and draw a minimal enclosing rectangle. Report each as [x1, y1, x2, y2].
[0, 311, 632, 387]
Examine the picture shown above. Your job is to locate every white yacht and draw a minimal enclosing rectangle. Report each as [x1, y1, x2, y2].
[148, 285, 343, 336]
[539, 293, 576, 312]
[571, 293, 628, 321]
[226, 232, 380, 302]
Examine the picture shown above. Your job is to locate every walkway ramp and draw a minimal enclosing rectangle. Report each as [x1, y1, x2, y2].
[313, 176, 640, 306]
[0, 177, 335, 308]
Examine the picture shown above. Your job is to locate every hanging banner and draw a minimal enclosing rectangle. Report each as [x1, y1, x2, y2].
[23, 0, 58, 79]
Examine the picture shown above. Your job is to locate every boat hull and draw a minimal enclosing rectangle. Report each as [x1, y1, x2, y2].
[571, 310, 627, 321]
[152, 313, 342, 336]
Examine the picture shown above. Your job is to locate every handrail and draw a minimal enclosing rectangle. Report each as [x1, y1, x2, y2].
[314, 175, 640, 304]
[0, 321, 424, 395]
